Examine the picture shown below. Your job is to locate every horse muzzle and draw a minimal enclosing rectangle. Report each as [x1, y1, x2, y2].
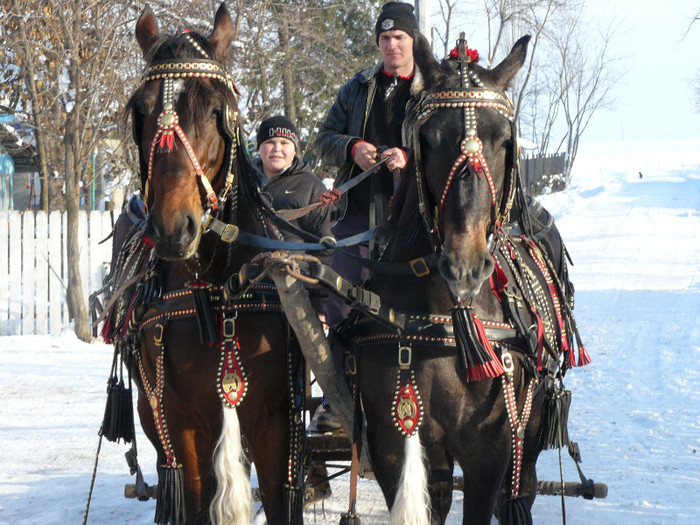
[438, 248, 494, 298]
[438, 227, 494, 298]
[145, 211, 201, 260]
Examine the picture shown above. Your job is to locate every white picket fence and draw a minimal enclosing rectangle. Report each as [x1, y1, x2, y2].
[0, 210, 115, 335]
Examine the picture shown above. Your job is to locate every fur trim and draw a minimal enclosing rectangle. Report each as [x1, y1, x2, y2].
[410, 67, 424, 96]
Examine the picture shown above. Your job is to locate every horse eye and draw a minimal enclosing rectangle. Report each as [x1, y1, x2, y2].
[136, 93, 155, 116]
[136, 100, 149, 116]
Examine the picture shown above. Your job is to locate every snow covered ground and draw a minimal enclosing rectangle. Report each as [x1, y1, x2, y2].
[1, 140, 699, 524]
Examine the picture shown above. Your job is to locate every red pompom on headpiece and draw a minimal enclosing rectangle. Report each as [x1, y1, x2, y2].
[449, 46, 479, 63]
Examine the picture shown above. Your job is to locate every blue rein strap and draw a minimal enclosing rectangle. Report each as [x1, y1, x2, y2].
[202, 213, 375, 251]
[202, 213, 438, 277]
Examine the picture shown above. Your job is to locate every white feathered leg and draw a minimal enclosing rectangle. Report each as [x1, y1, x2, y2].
[390, 433, 430, 525]
[209, 404, 252, 525]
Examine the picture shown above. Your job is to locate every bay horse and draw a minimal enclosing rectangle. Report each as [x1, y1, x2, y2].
[104, 4, 303, 524]
[346, 35, 589, 524]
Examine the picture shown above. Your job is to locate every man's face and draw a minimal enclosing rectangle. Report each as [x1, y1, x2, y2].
[378, 30, 414, 74]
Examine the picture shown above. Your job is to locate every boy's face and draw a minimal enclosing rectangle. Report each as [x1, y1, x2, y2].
[259, 137, 296, 177]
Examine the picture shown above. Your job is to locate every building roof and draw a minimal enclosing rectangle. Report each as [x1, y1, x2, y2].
[0, 122, 38, 174]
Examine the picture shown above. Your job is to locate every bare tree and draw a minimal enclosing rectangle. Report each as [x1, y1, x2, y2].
[553, 13, 621, 180]
[3, 0, 63, 211]
[48, 0, 139, 340]
[435, 0, 458, 57]
[431, 0, 621, 185]
[1, 0, 140, 340]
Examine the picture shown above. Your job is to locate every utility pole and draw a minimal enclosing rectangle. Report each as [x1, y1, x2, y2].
[415, 0, 431, 39]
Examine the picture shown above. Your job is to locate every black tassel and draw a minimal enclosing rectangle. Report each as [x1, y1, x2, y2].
[539, 388, 571, 450]
[452, 305, 503, 381]
[188, 281, 220, 345]
[101, 376, 134, 443]
[339, 513, 361, 525]
[155, 464, 186, 525]
[501, 496, 533, 525]
[283, 484, 304, 525]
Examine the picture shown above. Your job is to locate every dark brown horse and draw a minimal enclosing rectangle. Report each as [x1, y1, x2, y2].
[347, 35, 588, 524]
[109, 5, 298, 524]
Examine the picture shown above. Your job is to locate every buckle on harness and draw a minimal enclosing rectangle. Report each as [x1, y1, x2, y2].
[501, 350, 514, 374]
[398, 345, 412, 369]
[154, 323, 164, 345]
[319, 235, 337, 250]
[410, 257, 430, 278]
[346, 352, 357, 375]
[220, 224, 239, 243]
[223, 316, 237, 340]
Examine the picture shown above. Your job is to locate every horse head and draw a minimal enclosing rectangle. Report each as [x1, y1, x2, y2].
[129, 4, 240, 260]
[412, 35, 530, 299]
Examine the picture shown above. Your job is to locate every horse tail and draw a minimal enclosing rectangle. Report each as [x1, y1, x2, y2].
[209, 405, 251, 525]
[390, 433, 431, 525]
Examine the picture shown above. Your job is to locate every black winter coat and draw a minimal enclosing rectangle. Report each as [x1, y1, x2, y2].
[253, 156, 333, 243]
[314, 62, 424, 224]
[253, 155, 332, 313]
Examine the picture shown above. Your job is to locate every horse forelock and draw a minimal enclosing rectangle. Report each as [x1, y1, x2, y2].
[146, 31, 214, 63]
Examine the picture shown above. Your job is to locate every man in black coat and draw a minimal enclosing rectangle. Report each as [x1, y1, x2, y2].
[315, 1, 427, 332]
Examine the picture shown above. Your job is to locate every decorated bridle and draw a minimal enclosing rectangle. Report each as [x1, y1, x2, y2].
[137, 33, 241, 216]
[412, 37, 519, 249]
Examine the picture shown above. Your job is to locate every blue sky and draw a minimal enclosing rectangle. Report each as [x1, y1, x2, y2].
[568, 0, 700, 142]
[432, 0, 700, 143]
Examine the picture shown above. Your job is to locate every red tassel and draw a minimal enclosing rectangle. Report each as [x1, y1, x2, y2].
[469, 157, 484, 174]
[567, 348, 577, 369]
[577, 345, 592, 367]
[158, 132, 175, 153]
[490, 256, 508, 300]
[448, 46, 479, 62]
[471, 315, 505, 380]
[101, 318, 112, 343]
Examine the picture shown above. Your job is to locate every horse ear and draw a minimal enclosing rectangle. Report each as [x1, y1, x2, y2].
[412, 30, 441, 90]
[208, 3, 235, 60]
[478, 35, 531, 91]
[135, 6, 159, 58]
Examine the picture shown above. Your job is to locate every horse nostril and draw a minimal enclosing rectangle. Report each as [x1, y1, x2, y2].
[438, 254, 457, 282]
[185, 213, 198, 240]
[145, 217, 162, 241]
[472, 254, 494, 284]
[483, 255, 494, 277]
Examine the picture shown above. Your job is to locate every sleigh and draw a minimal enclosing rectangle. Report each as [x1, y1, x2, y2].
[87, 7, 606, 524]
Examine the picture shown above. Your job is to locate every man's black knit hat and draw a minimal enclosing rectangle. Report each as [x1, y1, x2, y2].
[375, 2, 418, 43]
[256, 115, 299, 151]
